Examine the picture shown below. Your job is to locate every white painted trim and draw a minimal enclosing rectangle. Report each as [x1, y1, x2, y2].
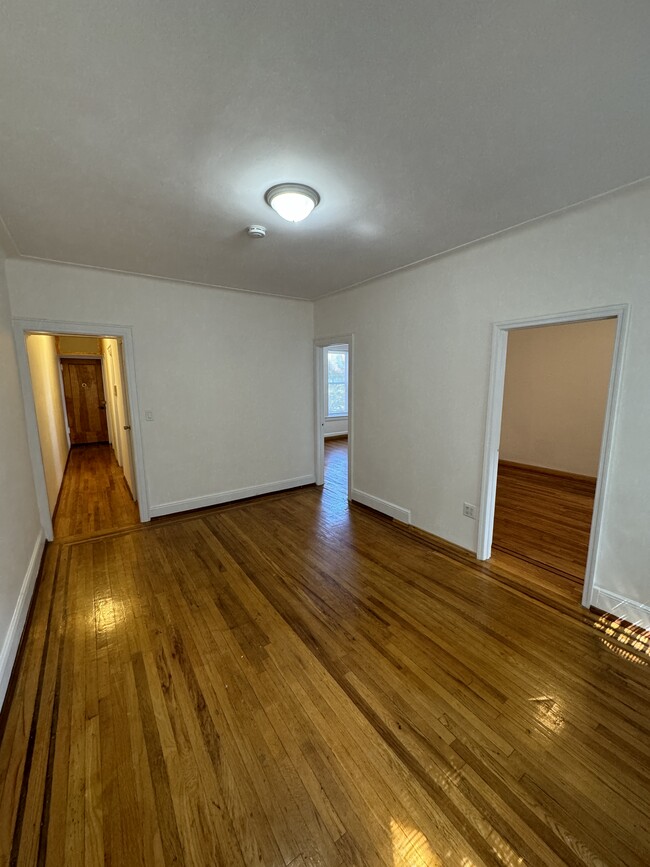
[351, 489, 411, 524]
[0, 530, 46, 711]
[476, 325, 508, 560]
[12, 318, 150, 538]
[314, 345, 325, 486]
[591, 587, 650, 632]
[149, 475, 316, 518]
[581, 307, 630, 610]
[314, 335, 354, 499]
[477, 304, 630, 613]
[116, 338, 138, 500]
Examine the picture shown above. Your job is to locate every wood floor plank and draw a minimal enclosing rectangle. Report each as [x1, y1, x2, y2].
[2, 440, 650, 865]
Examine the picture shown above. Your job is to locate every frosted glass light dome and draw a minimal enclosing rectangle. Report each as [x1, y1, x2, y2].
[265, 184, 320, 223]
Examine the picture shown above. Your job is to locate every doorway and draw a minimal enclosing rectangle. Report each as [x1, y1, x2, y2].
[314, 335, 353, 506]
[477, 305, 628, 609]
[13, 319, 149, 540]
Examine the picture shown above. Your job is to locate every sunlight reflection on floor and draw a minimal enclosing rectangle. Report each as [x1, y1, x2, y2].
[527, 695, 565, 733]
[321, 438, 350, 528]
[593, 613, 650, 666]
[390, 819, 443, 866]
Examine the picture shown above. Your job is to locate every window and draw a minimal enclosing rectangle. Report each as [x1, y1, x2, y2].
[327, 349, 348, 417]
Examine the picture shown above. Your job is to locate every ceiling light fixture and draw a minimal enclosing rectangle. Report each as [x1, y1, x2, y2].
[264, 183, 320, 223]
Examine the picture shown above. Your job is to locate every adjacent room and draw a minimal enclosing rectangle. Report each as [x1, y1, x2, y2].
[492, 318, 617, 593]
[322, 342, 350, 507]
[2, 2, 650, 865]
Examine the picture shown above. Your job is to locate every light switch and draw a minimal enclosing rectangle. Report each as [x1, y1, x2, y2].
[145, 410, 154, 421]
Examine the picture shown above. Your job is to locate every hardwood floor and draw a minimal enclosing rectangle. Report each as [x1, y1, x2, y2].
[2, 471, 650, 864]
[54, 444, 140, 539]
[492, 462, 597, 582]
[324, 437, 348, 497]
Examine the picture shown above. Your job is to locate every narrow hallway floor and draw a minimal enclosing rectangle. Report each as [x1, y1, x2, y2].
[54, 443, 140, 539]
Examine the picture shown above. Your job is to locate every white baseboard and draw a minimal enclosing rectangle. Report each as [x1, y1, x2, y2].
[0, 530, 46, 711]
[590, 587, 650, 631]
[351, 489, 411, 524]
[149, 475, 316, 519]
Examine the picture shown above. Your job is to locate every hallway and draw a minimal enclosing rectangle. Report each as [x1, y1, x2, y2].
[54, 444, 139, 539]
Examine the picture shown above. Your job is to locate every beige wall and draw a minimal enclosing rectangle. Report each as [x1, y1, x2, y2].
[499, 319, 617, 477]
[25, 334, 70, 513]
[0, 250, 42, 708]
[315, 180, 650, 628]
[100, 338, 120, 453]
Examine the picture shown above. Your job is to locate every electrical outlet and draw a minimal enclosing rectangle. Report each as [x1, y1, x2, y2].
[463, 502, 477, 519]
[145, 410, 154, 421]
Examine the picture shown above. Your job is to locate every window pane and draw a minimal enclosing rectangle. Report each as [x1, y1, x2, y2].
[328, 352, 347, 382]
[327, 349, 348, 416]
[328, 383, 347, 415]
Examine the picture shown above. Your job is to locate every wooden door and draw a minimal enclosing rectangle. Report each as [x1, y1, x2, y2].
[61, 359, 109, 444]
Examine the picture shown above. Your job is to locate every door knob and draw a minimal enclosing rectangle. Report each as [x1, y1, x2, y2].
[123, 425, 131, 430]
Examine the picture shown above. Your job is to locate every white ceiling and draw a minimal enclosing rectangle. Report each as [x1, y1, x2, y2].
[1, 1, 649, 300]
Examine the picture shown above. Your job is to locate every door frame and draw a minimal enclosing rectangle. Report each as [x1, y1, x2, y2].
[314, 334, 354, 499]
[115, 338, 138, 499]
[13, 318, 150, 539]
[476, 304, 629, 609]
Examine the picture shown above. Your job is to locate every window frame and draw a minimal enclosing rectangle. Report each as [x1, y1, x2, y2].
[325, 347, 349, 419]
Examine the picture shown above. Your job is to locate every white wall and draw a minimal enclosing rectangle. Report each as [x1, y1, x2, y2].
[500, 319, 617, 477]
[0, 250, 43, 709]
[315, 181, 650, 627]
[324, 418, 348, 438]
[26, 334, 70, 513]
[7, 261, 315, 516]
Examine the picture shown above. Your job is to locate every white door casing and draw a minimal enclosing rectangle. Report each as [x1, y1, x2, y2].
[13, 318, 149, 539]
[314, 334, 354, 499]
[476, 304, 629, 610]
